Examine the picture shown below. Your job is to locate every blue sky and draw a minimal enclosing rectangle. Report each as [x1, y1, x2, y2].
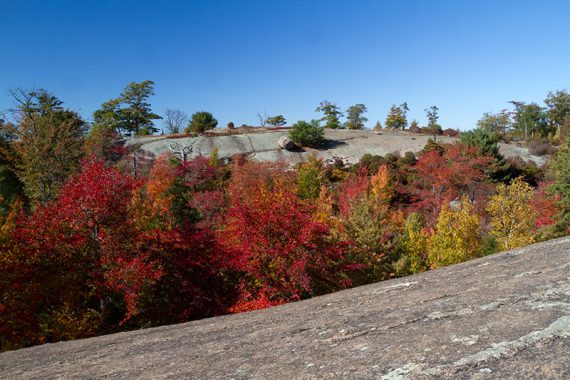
[1, 0, 569, 131]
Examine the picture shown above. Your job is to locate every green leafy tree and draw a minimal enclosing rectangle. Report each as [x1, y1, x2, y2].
[119, 80, 162, 135]
[6, 89, 86, 205]
[510, 101, 550, 139]
[289, 120, 325, 147]
[0, 121, 24, 214]
[385, 103, 409, 130]
[425, 106, 442, 141]
[186, 111, 218, 133]
[545, 90, 570, 139]
[315, 100, 343, 129]
[548, 138, 570, 226]
[266, 115, 287, 127]
[92, 99, 122, 135]
[344, 104, 368, 130]
[476, 111, 511, 136]
[93, 80, 161, 137]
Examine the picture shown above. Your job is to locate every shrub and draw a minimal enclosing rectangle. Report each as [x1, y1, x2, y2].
[185, 111, 218, 133]
[528, 140, 556, 156]
[289, 120, 325, 147]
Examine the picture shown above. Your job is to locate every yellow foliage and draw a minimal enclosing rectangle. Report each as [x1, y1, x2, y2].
[47, 303, 101, 341]
[370, 164, 393, 205]
[486, 177, 536, 251]
[0, 198, 23, 243]
[399, 213, 430, 274]
[209, 147, 220, 167]
[428, 197, 481, 269]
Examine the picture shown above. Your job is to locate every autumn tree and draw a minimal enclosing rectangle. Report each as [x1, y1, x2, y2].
[486, 177, 537, 251]
[221, 166, 350, 309]
[428, 197, 481, 268]
[7, 89, 86, 205]
[411, 143, 494, 222]
[316, 100, 343, 129]
[296, 155, 325, 199]
[397, 213, 429, 274]
[344, 104, 368, 130]
[385, 103, 409, 130]
[338, 165, 403, 283]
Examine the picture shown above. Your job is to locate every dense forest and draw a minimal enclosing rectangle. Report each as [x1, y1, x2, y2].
[1, 81, 569, 351]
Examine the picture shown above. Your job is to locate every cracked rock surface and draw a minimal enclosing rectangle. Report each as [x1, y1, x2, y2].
[1, 237, 569, 379]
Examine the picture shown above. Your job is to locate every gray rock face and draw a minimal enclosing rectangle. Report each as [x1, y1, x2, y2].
[2, 237, 570, 379]
[124, 130, 546, 167]
[278, 135, 296, 150]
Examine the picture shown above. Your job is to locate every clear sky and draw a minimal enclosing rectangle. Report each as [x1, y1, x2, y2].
[1, 0, 569, 131]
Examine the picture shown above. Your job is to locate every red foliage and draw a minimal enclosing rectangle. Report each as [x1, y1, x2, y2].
[532, 181, 559, 228]
[221, 176, 350, 309]
[410, 143, 494, 221]
[338, 165, 369, 217]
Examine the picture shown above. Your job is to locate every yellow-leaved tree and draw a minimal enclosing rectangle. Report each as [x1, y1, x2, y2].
[398, 213, 430, 274]
[486, 177, 536, 251]
[428, 197, 481, 269]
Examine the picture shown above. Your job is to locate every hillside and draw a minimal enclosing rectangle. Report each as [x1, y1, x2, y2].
[2, 236, 569, 379]
[127, 129, 548, 166]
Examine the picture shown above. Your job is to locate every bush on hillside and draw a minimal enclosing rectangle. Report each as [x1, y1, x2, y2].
[289, 120, 325, 147]
[186, 111, 218, 133]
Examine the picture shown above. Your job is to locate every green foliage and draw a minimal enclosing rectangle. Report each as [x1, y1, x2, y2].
[344, 104, 368, 130]
[186, 111, 218, 133]
[93, 81, 161, 136]
[476, 111, 511, 135]
[545, 89, 570, 137]
[266, 115, 286, 127]
[384, 103, 409, 130]
[289, 120, 325, 147]
[421, 138, 444, 155]
[315, 100, 343, 129]
[296, 155, 324, 199]
[548, 139, 570, 226]
[0, 126, 24, 214]
[460, 128, 501, 159]
[7, 89, 86, 205]
[511, 102, 551, 139]
[425, 106, 442, 140]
